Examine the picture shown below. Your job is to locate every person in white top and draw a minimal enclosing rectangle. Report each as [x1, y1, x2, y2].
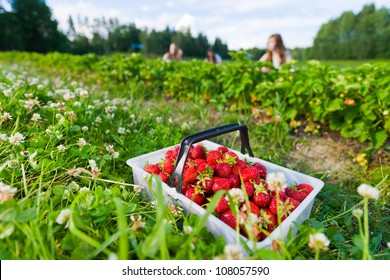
[163, 43, 183, 61]
[259, 34, 292, 71]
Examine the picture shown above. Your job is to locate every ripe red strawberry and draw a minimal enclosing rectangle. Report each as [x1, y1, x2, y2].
[183, 167, 198, 183]
[158, 172, 169, 184]
[190, 145, 206, 160]
[269, 197, 294, 220]
[217, 146, 229, 154]
[253, 162, 267, 180]
[297, 183, 314, 195]
[170, 146, 180, 159]
[286, 197, 300, 211]
[222, 151, 239, 165]
[270, 190, 288, 201]
[215, 196, 230, 214]
[240, 167, 259, 182]
[220, 210, 237, 229]
[185, 187, 204, 206]
[215, 162, 231, 178]
[212, 178, 230, 193]
[194, 158, 207, 173]
[144, 163, 161, 175]
[241, 201, 260, 216]
[259, 208, 277, 230]
[227, 173, 240, 188]
[285, 187, 307, 202]
[163, 158, 175, 174]
[206, 150, 222, 166]
[199, 178, 214, 195]
[253, 183, 271, 208]
[165, 149, 174, 159]
[269, 197, 281, 216]
[243, 181, 255, 198]
[180, 182, 189, 195]
[231, 159, 247, 175]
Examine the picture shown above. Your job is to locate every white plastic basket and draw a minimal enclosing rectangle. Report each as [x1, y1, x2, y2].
[126, 126, 324, 251]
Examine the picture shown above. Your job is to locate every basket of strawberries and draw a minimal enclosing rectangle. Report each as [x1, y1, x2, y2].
[127, 123, 324, 250]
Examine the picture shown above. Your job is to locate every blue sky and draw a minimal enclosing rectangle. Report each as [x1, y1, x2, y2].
[4, 0, 389, 49]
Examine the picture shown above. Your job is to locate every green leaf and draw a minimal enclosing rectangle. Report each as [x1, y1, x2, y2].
[328, 98, 344, 112]
[16, 208, 37, 223]
[369, 129, 387, 148]
[53, 185, 65, 196]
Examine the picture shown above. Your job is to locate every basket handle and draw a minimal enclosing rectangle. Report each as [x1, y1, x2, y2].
[168, 123, 254, 193]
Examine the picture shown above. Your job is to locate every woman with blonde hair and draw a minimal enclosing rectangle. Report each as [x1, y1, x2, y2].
[163, 43, 182, 61]
[259, 34, 292, 71]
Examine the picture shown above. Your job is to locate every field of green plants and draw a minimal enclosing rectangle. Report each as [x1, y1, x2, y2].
[0, 51, 389, 260]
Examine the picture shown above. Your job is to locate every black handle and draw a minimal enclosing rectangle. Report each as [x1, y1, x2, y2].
[168, 123, 254, 193]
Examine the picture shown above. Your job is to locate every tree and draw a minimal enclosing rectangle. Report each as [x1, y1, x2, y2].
[212, 37, 229, 59]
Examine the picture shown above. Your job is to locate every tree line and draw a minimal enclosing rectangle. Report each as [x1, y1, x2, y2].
[0, 0, 229, 59]
[0, 1, 389, 60]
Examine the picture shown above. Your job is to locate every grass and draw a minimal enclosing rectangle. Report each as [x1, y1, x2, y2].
[0, 58, 389, 260]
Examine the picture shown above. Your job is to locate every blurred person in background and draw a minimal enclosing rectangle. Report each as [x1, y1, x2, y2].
[259, 34, 292, 72]
[163, 43, 182, 61]
[205, 49, 222, 64]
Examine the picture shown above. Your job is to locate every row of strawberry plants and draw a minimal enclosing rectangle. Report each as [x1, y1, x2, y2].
[0, 51, 389, 147]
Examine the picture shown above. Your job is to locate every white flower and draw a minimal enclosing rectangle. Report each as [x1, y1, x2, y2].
[216, 245, 244, 260]
[8, 132, 25, 146]
[88, 159, 97, 169]
[0, 112, 12, 121]
[0, 182, 17, 203]
[133, 185, 143, 194]
[95, 117, 102, 123]
[82, 126, 89, 132]
[308, 233, 330, 252]
[57, 145, 66, 152]
[56, 209, 71, 228]
[383, 110, 389, 116]
[130, 114, 135, 119]
[183, 225, 193, 234]
[228, 188, 245, 204]
[130, 215, 145, 232]
[108, 253, 118, 260]
[76, 88, 89, 98]
[156, 116, 162, 123]
[352, 208, 363, 218]
[266, 172, 287, 192]
[181, 122, 190, 131]
[105, 130, 110, 134]
[79, 187, 90, 193]
[118, 127, 126, 135]
[7, 159, 19, 169]
[87, 105, 94, 110]
[31, 113, 41, 122]
[0, 134, 7, 141]
[357, 183, 380, 200]
[387, 242, 390, 249]
[73, 101, 81, 107]
[168, 117, 173, 123]
[77, 138, 87, 147]
[168, 204, 183, 216]
[63, 92, 75, 101]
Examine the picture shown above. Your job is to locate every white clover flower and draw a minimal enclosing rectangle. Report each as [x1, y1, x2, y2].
[308, 233, 330, 252]
[0, 112, 12, 121]
[79, 187, 90, 193]
[88, 159, 97, 169]
[108, 253, 118, 260]
[181, 122, 190, 131]
[357, 184, 380, 200]
[216, 245, 244, 260]
[77, 138, 87, 147]
[266, 172, 287, 192]
[150, 200, 157, 209]
[7, 159, 19, 169]
[63, 92, 75, 101]
[105, 130, 110, 134]
[118, 127, 126, 135]
[95, 117, 102, 123]
[0, 183, 17, 203]
[87, 105, 94, 110]
[228, 188, 245, 204]
[383, 110, 389, 116]
[168, 204, 183, 216]
[156, 116, 162, 123]
[57, 144, 66, 152]
[8, 132, 25, 146]
[20, 151, 30, 157]
[56, 209, 71, 228]
[76, 88, 89, 98]
[0, 134, 7, 141]
[82, 126, 89, 132]
[352, 208, 363, 218]
[130, 114, 135, 119]
[133, 185, 143, 194]
[387, 242, 390, 249]
[73, 101, 81, 107]
[31, 113, 41, 122]
[183, 225, 193, 234]
[168, 117, 173, 123]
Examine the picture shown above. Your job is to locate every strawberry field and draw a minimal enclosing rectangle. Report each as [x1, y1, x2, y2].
[0, 52, 389, 260]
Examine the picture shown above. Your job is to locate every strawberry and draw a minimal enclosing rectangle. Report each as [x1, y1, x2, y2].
[144, 163, 161, 175]
[212, 177, 230, 193]
[270, 190, 288, 201]
[158, 171, 169, 184]
[190, 145, 206, 160]
[194, 158, 207, 173]
[285, 186, 307, 202]
[241, 201, 260, 216]
[286, 197, 300, 211]
[259, 208, 277, 230]
[163, 158, 175, 174]
[185, 187, 204, 206]
[206, 150, 222, 166]
[222, 151, 239, 166]
[220, 210, 237, 229]
[227, 173, 240, 188]
[297, 183, 314, 195]
[215, 162, 231, 178]
[183, 167, 198, 183]
[215, 196, 230, 214]
[253, 162, 267, 180]
[269, 197, 295, 220]
[253, 183, 271, 208]
[199, 178, 214, 195]
[231, 159, 248, 175]
[269, 197, 281, 216]
[240, 167, 259, 182]
[165, 149, 174, 159]
[170, 146, 180, 159]
[217, 146, 229, 154]
[180, 182, 189, 195]
[243, 181, 255, 198]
